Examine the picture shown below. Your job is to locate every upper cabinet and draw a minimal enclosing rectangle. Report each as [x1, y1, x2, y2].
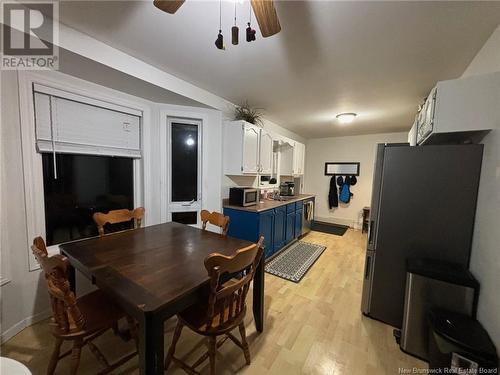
[242, 124, 260, 173]
[223, 121, 275, 175]
[293, 141, 305, 175]
[223, 120, 306, 177]
[278, 139, 305, 176]
[259, 129, 274, 174]
[415, 72, 500, 145]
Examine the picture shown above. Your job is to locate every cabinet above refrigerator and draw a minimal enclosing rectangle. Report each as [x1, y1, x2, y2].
[411, 71, 500, 146]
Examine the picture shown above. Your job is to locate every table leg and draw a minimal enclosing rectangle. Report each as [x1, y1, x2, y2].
[253, 255, 264, 332]
[139, 314, 164, 375]
[68, 264, 76, 294]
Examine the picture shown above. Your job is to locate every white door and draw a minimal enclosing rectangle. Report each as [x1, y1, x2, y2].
[242, 124, 260, 174]
[259, 129, 273, 174]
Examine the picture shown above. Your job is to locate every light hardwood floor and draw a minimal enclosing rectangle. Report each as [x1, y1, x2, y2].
[1, 229, 427, 374]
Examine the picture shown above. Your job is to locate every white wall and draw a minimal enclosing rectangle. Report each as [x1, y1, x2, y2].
[1, 71, 52, 341]
[304, 132, 407, 228]
[461, 25, 500, 352]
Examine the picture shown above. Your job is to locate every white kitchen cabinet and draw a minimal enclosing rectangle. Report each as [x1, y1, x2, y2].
[278, 140, 294, 176]
[223, 121, 272, 175]
[293, 141, 305, 175]
[259, 129, 274, 174]
[416, 72, 500, 145]
[242, 124, 260, 173]
[278, 139, 305, 176]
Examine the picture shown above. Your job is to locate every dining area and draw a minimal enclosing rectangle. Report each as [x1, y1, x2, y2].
[29, 208, 265, 375]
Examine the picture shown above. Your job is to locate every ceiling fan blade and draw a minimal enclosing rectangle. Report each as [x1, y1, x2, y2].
[153, 0, 185, 14]
[251, 0, 281, 38]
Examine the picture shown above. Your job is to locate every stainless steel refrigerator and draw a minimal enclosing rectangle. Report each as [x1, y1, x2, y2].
[361, 143, 483, 328]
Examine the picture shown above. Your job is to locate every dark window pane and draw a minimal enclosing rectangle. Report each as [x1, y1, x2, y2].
[172, 211, 197, 225]
[42, 153, 133, 246]
[171, 122, 198, 202]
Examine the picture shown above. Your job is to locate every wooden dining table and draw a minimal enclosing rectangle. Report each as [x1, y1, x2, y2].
[59, 222, 265, 375]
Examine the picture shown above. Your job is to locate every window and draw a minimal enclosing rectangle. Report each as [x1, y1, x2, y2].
[42, 154, 134, 246]
[19, 73, 145, 271]
[171, 122, 199, 202]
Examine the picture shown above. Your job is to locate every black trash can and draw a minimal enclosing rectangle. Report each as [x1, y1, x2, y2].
[428, 308, 498, 373]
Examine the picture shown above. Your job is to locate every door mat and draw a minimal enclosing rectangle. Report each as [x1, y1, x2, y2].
[311, 221, 348, 236]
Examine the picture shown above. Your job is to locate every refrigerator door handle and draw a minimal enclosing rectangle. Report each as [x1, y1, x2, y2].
[364, 254, 372, 279]
[368, 220, 375, 245]
[361, 251, 375, 314]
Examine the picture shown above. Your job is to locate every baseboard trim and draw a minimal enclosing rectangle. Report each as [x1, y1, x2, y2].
[0, 309, 51, 344]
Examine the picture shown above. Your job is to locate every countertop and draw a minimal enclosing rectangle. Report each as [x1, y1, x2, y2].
[223, 194, 315, 213]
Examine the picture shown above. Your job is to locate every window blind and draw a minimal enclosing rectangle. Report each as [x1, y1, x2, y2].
[33, 86, 142, 159]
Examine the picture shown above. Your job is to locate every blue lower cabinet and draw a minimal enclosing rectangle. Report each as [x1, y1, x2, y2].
[224, 208, 259, 242]
[259, 210, 274, 258]
[224, 201, 305, 259]
[295, 209, 303, 238]
[285, 213, 295, 244]
[273, 206, 286, 252]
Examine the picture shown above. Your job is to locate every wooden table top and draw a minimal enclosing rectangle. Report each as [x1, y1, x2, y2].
[59, 222, 253, 314]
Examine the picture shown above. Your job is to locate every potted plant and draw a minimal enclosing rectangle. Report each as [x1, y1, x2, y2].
[234, 101, 264, 127]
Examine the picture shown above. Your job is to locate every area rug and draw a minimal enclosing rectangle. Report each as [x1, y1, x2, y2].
[311, 221, 349, 236]
[265, 241, 327, 283]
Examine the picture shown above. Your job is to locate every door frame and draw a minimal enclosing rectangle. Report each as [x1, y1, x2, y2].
[159, 108, 208, 225]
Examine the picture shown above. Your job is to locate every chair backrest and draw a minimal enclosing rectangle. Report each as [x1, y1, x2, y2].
[200, 210, 230, 236]
[32, 237, 85, 334]
[93, 207, 145, 236]
[203, 237, 264, 330]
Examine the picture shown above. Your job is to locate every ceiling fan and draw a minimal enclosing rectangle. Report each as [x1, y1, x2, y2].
[153, 0, 281, 37]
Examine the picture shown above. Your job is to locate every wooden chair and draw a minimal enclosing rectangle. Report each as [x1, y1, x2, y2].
[32, 237, 138, 375]
[200, 210, 230, 236]
[93, 207, 145, 236]
[164, 237, 264, 375]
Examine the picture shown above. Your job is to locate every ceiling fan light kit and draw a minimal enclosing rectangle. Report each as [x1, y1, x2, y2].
[336, 113, 358, 124]
[153, 0, 280, 50]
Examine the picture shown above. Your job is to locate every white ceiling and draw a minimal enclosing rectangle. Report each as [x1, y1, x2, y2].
[59, 49, 209, 107]
[57, 1, 500, 138]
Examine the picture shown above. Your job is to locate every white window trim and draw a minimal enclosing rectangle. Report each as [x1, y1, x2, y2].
[159, 109, 210, 225]
[18, 71, 152, 271]
[168, 117, 202, 211]
[0, 107, 11, 286]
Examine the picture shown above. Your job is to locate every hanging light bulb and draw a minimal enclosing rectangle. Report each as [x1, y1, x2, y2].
[232, 1, 239, 45]
[215, 0, 225, 50]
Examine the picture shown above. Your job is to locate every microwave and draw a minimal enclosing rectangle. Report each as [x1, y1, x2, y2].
[229, 187, 258, 207]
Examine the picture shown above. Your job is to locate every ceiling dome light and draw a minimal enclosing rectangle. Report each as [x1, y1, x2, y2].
[336, 113, 357, 124]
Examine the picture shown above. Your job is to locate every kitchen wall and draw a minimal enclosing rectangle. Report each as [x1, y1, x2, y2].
[304, 132, 407, 228]
[461, 25, 500, 351]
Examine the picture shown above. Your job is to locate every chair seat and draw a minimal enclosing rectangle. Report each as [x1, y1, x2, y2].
[179, 300, 246, 336]
[53, 290, 124, 338]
